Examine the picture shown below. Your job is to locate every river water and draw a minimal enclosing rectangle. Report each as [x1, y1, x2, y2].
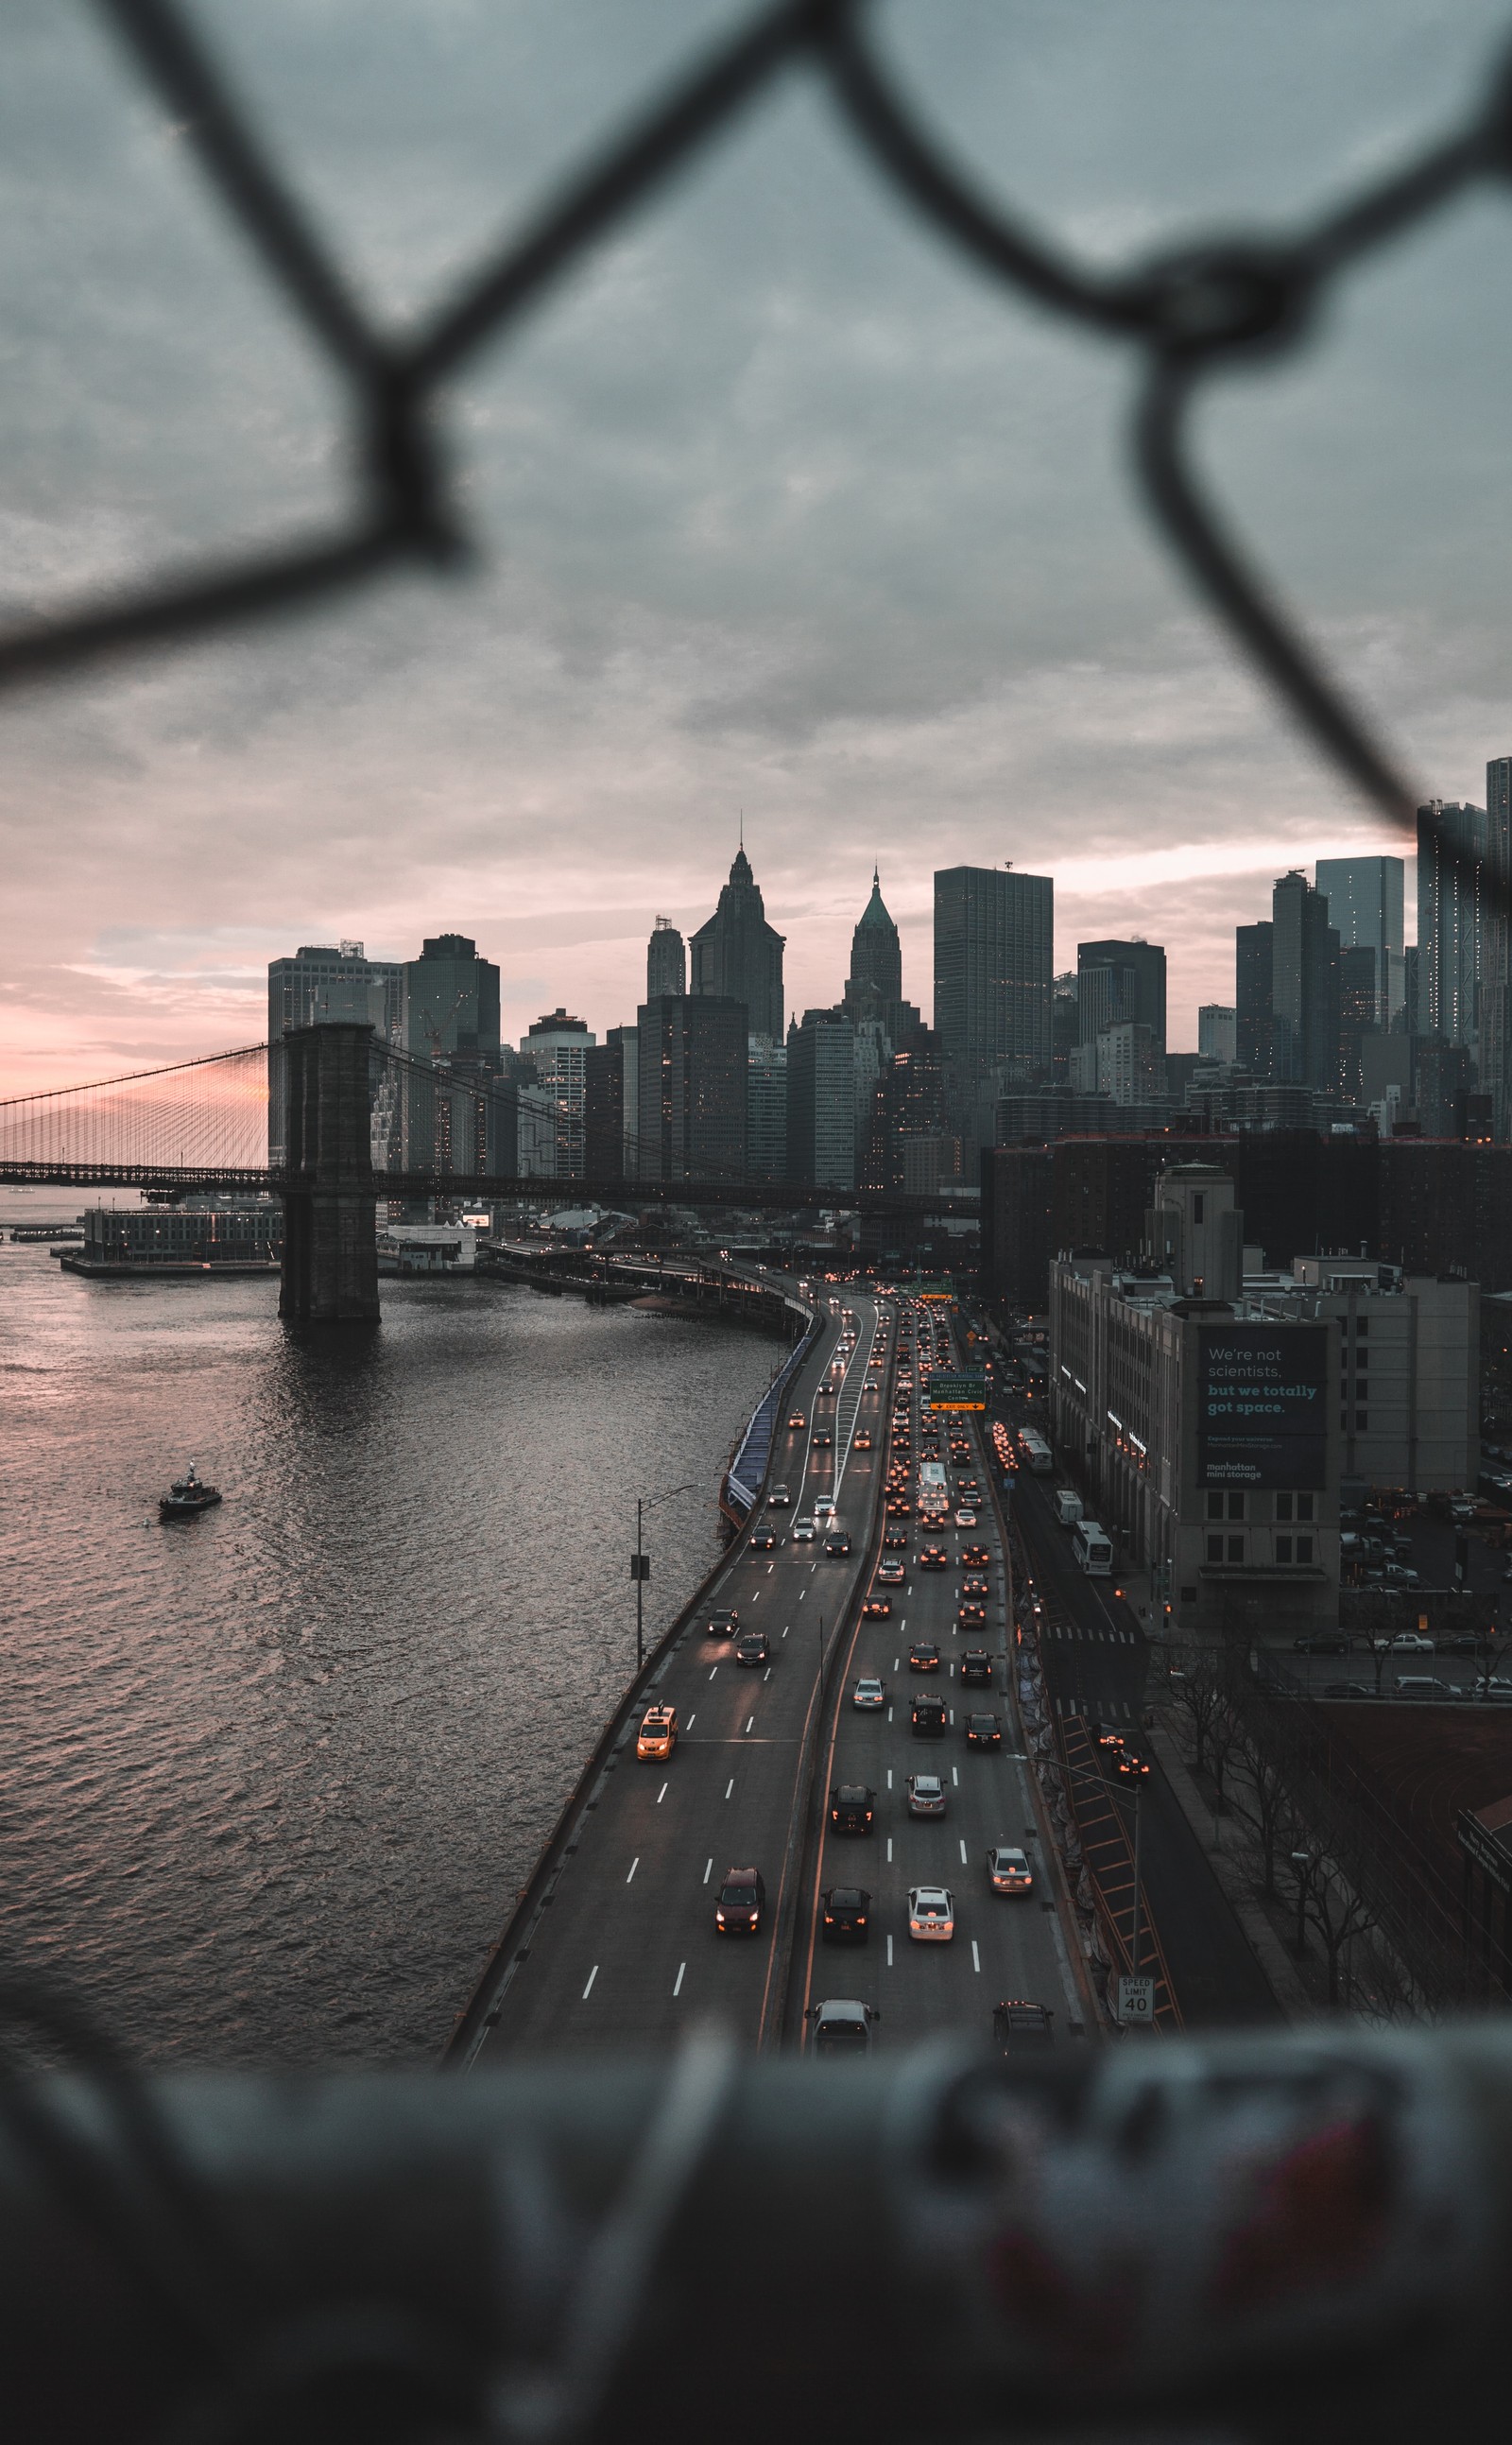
[0, 1199, 778, 2066]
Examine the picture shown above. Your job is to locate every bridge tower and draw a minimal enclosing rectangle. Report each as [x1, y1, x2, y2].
[277, 1023, 380, 1323]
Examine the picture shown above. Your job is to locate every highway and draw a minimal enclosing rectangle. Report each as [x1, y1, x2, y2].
[474, 1287, 1090, 2058]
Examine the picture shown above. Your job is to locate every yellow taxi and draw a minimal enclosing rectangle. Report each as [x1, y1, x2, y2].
[636, 1704, 679, 1761]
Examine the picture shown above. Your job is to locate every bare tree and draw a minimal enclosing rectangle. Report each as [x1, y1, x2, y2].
[1207, 1688, 1245, 1805]
[1297, 1856, 1378, 2007]
[1228, 1736, 1297, 1899]
[1163, 1652, 1226, 1779]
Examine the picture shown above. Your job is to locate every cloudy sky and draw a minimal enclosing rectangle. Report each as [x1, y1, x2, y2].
[4, 0, 1511, 1092]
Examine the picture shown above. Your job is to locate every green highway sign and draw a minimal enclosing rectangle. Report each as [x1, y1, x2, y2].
[929, 1370, 988, 1411]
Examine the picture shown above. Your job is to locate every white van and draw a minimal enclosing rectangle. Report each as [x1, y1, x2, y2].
[1054, 1489, 1083, 1527]
[1073, 1518, 1113, 1575]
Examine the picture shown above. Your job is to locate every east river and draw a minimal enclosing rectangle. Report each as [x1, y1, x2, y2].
[0, 1200, 778, 2065]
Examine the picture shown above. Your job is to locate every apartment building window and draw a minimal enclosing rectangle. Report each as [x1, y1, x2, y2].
[1207, 1491, 1224, 1522]
[1356, 1409, 1368, 1430]
[1277, 1535, 1293, 1562]
[1355, 1317, 1368, 1337]
[1297, 1494, 1314, 1523]
[1228, 1492, 1246, 1522]
[1228, 1534, 1245, 1563]
[1277, 1493, 1293, 1521]
[1207, 1534, 1224, 1562]
[1355, 1346, 1368, 1371]
[1297, 1535, 1314, 1563]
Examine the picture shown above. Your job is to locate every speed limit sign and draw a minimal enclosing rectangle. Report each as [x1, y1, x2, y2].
[1118, 1974, 1155, 2026]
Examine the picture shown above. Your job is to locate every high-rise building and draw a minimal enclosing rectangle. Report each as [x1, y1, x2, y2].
[1477, 759, 1512, 1137]
[524, 1009, 596, 1179]
[747, 1035, 788, 1183]
[689, 846, 783, 1039]
[1271, 871, 1339, 1091]
[1236, 921, 1274, 1076]
[584, 1039, 627, 1180]
[646, 917, 686, 1002]
[1051, 973, 1080, 1083]
[845, 867, 902, 1006]
[1336, 946, 1379, 1102]
[1198, 1005, 1237, 1063]
[1076, 938, 1167, 1054]
[404, 935, 501, 1062]
[636, 995, 747, 1184]
[933, 866, 1053, 1093]
[267, 940, 401, 1167]
[1418, 800, 1486, 1048]
[1096, 1021, 1163, 1107]
[1314, 855, 1405, 1028]
[786, 1007, 856, 1192]
[398, 935, 503, 1179]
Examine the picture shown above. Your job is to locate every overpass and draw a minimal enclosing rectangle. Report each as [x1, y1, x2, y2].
[1, 1024, 978, 1319]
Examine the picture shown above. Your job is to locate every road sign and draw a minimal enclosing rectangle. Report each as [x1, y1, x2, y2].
[929, 1370, 988, 1411]
[629, 1554, 651, 1581]
[1117, 1974, 1155, 2026]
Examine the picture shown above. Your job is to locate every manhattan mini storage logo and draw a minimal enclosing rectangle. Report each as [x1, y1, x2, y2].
[1198, 1326, 1328, 1490]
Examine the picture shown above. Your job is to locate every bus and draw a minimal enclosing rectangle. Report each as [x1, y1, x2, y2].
[1073, 1518, 1114, 1575]
[1019, 1430, 1053, 1475]
[917, 1460, 950, 1521]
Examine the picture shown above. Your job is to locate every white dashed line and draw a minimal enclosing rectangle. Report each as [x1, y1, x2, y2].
[582, 1966, 598, 2001]
[959, 1840, 968, 1865]
[953, 1767, 959, 1786]
[886, 1837, 894, 1862]
[709, 1666, 719, 1680]
[886, 1935, 894, 1966]
[686, 1714, 696, 1729]
[764, 1667, 771, 1682]
[657, 1782, 668, 1803]
[971, 1941, 981, 1974]
[627, 1857, 639, 1884]
[886, 1768, 893, 1789]
[745, 1714, 754, 1733]
[782, 1626, 789, 1638]
[725, 1779, 735, 1799]
[703, 1858, 713, 1884]
[673, 1961, 686, 1996]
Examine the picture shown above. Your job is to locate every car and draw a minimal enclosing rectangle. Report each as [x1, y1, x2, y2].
[805, 1999, 879, 2054]
[965, 1713, 1002, 1749]
[1322, 1680, 1379, 1698]
[813, 1431, 834, 1450]
[907, 1885, 955, 1941]
[1383, 1563, 1420, 1586]
[908, 1640, 941, 1673]
[854, 1433, 873, 1451]
[793, 1518, 816, 1542]
[636, 1704, 678, 1760]
[735, 1629, 770, 1665]
[817, 1385, 836, 1402]
[787, 1413, 806, 1430]
[1439, 1633, 1488, 1654]
[1480, 1677, 1512, 1700]
[766, 1485, 792, 1508]
[826, 1530, 853, 1557]
[955, 1510, 979, 1528]
[957, 1603, 988, 1628]
[830, 1783, 876, 1834]
[862, 1595, 891, 1619]
[987, 1845, 1034, 1893]
[919, 1545, 948, 1570]
[852, 1676, 886, 1709]
[1452, 1499, 1478, 1522]
[961, 1575, 990, 1598]
[1393, 1675, 1462, 1700]
[1373, 1631, 1435, 1654]
[1293, 1632, 1351, 1655]
[962, 1544, 991, 1569]
[819, 1888, 872, 1944]
[714, 1868, 765, 1936]
[814, 1497, 836, 1521]
[705, 1607, 739, 1639]
[1115, 1748, 1151, 1780]
[911, 1694, 948, 1736]
[877, 1561, 905, 1586]
[905, 1773, 946, 1817]
[748, 1527, 777, 1551]
[883, 1531, 908, 1551]
[886, 1500, 912, 1519]
[960, 1649, 992, 1684]
[992, 2000, 1055, 2054]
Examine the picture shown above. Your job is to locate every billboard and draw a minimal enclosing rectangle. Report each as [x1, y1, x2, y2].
[929, 1371, 988, 1411]
[1197, 1325, 1328, 1489]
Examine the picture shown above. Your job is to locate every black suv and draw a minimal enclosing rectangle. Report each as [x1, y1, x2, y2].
[911, 1694, 947, 1737]
[820, 1885, 872, 1942]
[829, 1783, 876, 1834]
[908, 1640, 941, 1673]
[735, 1629, 770, 1666]
[825, 1530, 852, 1557]
[960, 1649, 993, 1684]
[992, 1999, 1055, 2054]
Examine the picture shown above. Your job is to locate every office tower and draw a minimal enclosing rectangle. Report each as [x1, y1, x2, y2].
[646, 917, 686, 1002]
[398, 935, 504, 1177]
[933, 866, 1053, 1093]
[1076, 938, 1167, 1053]
[786, 1007, 857, 1192]
[1198, 1005, 1237, 1063]
[1418, 800, 1486, 1047]
[747, 1035, 788, 1182]
[1336, 946, 1379, 1102]
[1314, 855, 1405, 1027]
[1235, 921, 1274, 1076]
[1271, 871, 1339, 1091]
[267, 940, 402, 1167]
[636, 995, 747, 1184]
[524, 1009, 596, 1179]
[1051, 973, 1079, 1084]
[689, 846, 783, 1039]
[846, 867, 902, 1004]
[1095, 1021, 1163, 1107]
[584, 1033, 635, 1180]
[1479, 759, 1512, 1137]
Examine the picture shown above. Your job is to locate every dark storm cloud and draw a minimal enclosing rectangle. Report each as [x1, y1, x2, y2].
[2, 0, 1510, 1082]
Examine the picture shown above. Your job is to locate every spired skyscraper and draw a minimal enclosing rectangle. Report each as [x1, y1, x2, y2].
[646, 916, 686, 1001]
[690, 845, 784, 1039]
[846, 868, 902, 1007]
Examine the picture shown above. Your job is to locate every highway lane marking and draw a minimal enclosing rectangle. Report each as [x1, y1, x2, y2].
[971, 1941, 981, 1974]
[725, 1779, 735, 1799]
[782, 1627, 789, 1638]
[709, 1666, 719, 1679]
[582, 1966, 598, 2000]
[673, 1961, 686, 1996]
[627, 1857, 639, 1884]
[886, 1837, 894, 1862]
[887, 1705, 893, 1722]
[886, 1769, 893, 1788]
[799, 1590, 807, 1601]
[886, 1935, 894, 1966]
[764, 1667, 771, 1682]
[686, 1713, 696, 1728]
[745, 1715, 755, 1732]
[959, 1840, 969, 1864]
[704, 1858, 713, 1883]
[953, 1767, 959, 1786]
[657, 1782, 668, 1802]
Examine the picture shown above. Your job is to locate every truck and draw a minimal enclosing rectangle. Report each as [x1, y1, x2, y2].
[1073, 1518, 1114, 1575]
[917, 1459, 950, 1521]
[1054, 1488, 1083, 1527]
[1019, 1430, 1053, 1475]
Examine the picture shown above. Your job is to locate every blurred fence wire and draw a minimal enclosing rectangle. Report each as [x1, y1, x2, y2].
[7, 0, 1512, 856]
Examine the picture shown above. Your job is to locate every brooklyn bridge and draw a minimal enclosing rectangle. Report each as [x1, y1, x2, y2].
[0, 1024, 970, 1319]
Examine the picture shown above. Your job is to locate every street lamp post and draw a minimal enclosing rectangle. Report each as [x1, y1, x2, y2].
[630, 1480, 700, 1672]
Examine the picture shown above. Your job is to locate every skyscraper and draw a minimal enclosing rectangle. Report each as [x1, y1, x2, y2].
[845, 868, 902, 1006]
[1198, 1005, 1237, 1063]
[1478, 759, 1512, 1137]
[1235, 921, 1274, 1076]
[747, 1036, 788, 1183]
[1417, 801, 1486, 1047]
[1075, 938, 1167, 1054]
[689, 846, 784, 1039]
[786, 1008, 856, 1192]
[933, 866, 1053, 1091]
[1336, 946, 1378, 1101]
[524, 1008, 596, 1179]
[1271, 871, 1339, 1091]
[646, 917, 686, 1001]
[267, 940, 401, 1167]
[1314, 855, 1405, 1028]
[636, 994, 747, 1184]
